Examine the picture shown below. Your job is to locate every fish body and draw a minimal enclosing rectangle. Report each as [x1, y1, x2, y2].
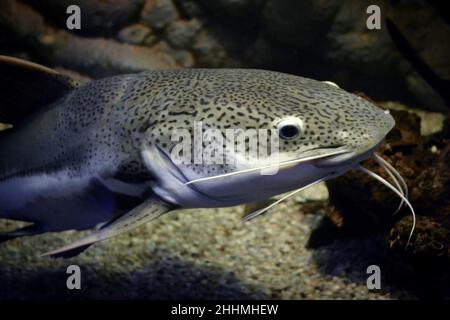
[0, 58, 395, 256]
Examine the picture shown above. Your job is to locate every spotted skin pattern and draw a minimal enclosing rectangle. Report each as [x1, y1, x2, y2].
[0, 68, 394, 254]
[1, 68, 391, 182]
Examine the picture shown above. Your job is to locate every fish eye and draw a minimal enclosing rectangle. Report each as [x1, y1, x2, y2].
[277, 118, 302, 140]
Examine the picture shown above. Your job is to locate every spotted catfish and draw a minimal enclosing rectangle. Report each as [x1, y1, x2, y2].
[0, 56, 414, 257]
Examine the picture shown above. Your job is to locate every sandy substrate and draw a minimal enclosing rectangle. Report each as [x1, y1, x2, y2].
[0, 192, 416, 300]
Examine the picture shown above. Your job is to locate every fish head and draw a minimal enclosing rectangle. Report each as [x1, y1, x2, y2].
[140, 70, 395, 207]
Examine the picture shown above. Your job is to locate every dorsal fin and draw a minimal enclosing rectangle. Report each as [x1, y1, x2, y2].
[0, 55, 78, 125]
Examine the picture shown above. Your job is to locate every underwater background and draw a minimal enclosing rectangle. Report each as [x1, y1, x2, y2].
[0, 0, 449, 299]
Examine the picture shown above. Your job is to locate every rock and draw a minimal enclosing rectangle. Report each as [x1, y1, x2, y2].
[25, 0, 144, 36]
[385, 0, 450, 81]
[172, 50, 194, 68]
[165, 19, 202, 49]
[242, 32, 298, 69]
[326, 0, 450, 111]
[143, 32, 159, 47]
[0, 0, 45, 41]
[326, 1, 402, 78]
[405, 73, 448, 112]
[44, 31, 177, 77]
[0, 123, 13, 131]
[323, 0, 450, 116]
[192, 29, 227, 67]
[390, 216, 449, 264]
[443, 115, 450, 140]
[262, 0, 339, 49]
[325, 99, 450, 268]
[306, 214, 341, 249]
[379, 101, 446, 136]
[199, 0, 265, 18]
[117, 24, 154, 45]
[322, 116, 450, 296]
[154, 40, 194, 68]
[173, 0, 208, 19]
[408, 141, 450, 221]
[325, 109, 423, 233]
[141, 0, 178, 30]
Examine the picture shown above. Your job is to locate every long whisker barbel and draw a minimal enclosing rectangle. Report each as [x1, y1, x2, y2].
[185, 148, 351, 186]
[373, 153, 408, 199]
[358, 165, 416, 249]
[372, 154, 405, 213]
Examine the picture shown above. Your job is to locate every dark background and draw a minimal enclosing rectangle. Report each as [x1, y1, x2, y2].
[0, 0, 449, 300]
[0, 0, 449, 111]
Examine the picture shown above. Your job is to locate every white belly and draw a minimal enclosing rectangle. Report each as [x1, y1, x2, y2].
[0, 170, 118, 231]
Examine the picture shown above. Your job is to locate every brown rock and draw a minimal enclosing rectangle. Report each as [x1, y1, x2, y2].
[141, 0, 178, 30]
[117, 24, 154, 45]
[44, 31, 177, 77]
[325, 109, 422, 235]
[165, 19, 202, 49]
[0, 0, 45, 40]
[262, 0, 339, 49]
[389, 215, 449, 262]
[26, 0, 145, 36]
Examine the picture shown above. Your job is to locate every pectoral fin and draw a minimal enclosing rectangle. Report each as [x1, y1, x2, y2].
[241, 199, 278, 222]
[41, 196, 174, 258]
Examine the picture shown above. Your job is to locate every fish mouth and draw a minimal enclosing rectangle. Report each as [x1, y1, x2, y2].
[170, 145, 353, 202]
[273, 145, 352, 171]
[313, 141, 384, 168]
[149, 143, 364, 206]
[180, 145, 356, 204]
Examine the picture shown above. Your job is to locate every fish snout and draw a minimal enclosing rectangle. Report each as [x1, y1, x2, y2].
[352, 110, 394, 157]
[364, 109, 395, 148]
[314, 109, 395, 168]
[380, 109, 396, 134]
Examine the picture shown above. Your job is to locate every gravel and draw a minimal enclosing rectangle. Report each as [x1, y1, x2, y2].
[0, 194, 416, 299]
